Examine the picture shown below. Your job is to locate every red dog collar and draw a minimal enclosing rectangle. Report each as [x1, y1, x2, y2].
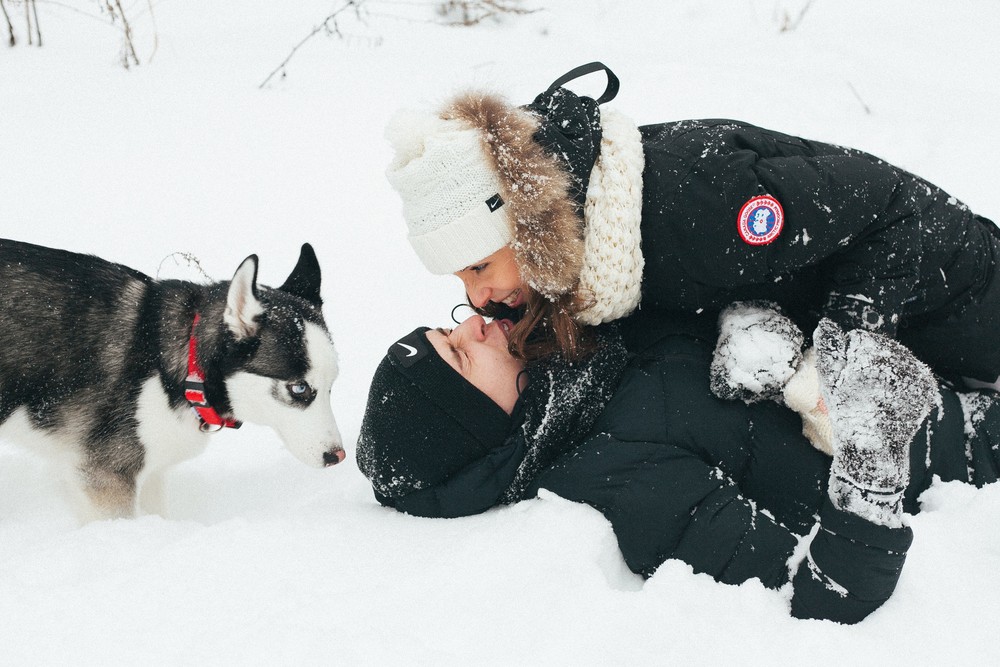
[185, 314, 242, 432]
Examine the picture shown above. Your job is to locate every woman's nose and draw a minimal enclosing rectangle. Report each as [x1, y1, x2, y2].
[458, 275, 490, 309]
[468, 287, 491, 309]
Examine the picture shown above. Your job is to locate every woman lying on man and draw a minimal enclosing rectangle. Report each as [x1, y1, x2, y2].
[356, 303, 1000, 624]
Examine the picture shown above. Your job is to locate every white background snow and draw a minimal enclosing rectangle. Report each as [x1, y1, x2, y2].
[2, 0, 999, 663]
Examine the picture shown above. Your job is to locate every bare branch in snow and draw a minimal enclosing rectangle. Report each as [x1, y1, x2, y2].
[157, 252, 215, 283]
[1, 0, 16, 47]
[23, 0, 31, 44]
[260, 0, 537, 88]
[847, 81, 872, 116]
[778, 0, 814, 33]
[144, 0, 158, 64]
[104, 0, 139, 67]
[436, 0, 537, 26]
[259, 0, 366, 89]
[29, 0, 39, 45]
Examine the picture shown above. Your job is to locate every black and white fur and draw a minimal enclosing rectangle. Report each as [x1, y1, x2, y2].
[0, 239, 343, 521]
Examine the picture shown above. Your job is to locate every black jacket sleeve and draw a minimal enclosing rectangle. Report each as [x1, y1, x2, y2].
[532, 434, 912, 623]
[532, 436, 796, 583]
[681, 146, 923, 335]
[379, 438, 524, 519]
[751, 153, 922, 334]
[792, 499, 913, 623]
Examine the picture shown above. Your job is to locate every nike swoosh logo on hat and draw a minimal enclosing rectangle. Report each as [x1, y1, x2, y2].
[396, 342, 418, 357]
[486, 193, 504, 212]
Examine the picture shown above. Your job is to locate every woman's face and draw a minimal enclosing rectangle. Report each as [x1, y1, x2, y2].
[453, 246, 529, 310]
[426, 314, 526, 414]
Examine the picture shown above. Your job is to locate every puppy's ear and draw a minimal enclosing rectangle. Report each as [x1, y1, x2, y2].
[225, 255, 265, 339]
[278, 243, 323, 307]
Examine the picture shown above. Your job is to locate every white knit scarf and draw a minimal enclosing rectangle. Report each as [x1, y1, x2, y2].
[574, 108, 646, 326]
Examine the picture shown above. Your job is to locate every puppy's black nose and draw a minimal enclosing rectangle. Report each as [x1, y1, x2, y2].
[324, 449, 346, 466]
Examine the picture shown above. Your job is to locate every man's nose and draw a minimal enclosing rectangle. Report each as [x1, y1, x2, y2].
[457, 314, 487, 340]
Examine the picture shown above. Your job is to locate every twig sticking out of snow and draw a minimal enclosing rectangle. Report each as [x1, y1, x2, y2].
[1, 0, 15, 47]
[259, 1, 366, 90]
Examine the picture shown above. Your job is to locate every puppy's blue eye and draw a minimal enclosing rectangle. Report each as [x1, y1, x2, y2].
[287, 381, 315, 403]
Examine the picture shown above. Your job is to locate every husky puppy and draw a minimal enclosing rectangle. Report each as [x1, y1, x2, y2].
[0, 239, 344, 521]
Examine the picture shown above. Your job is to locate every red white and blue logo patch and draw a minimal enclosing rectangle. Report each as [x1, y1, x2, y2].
[737, 195, 784, 246]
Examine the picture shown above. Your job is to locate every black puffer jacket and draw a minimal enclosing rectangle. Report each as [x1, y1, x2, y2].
[520, 65, 1000, 381]
[384, 312, 1000, 623]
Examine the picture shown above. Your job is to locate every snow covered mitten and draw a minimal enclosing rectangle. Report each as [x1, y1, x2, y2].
[781, 348, 834, 455]
[814, 319, 937, 528]
[710, 301, 804, 403]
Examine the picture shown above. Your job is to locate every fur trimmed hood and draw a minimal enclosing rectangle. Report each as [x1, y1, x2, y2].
[443, 85, 646, 319]
[442, 92, 587, 299]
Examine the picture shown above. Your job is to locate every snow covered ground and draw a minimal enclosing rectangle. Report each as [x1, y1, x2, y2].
[1, 0, 999, 663]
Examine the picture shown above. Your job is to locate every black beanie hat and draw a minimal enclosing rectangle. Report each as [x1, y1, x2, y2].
[356, 327, 514, 501]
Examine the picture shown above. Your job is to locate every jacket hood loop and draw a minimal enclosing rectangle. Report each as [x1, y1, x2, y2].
[545, 61, 621, 104]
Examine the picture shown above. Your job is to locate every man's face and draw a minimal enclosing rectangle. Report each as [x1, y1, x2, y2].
[426, 314, 525, 414]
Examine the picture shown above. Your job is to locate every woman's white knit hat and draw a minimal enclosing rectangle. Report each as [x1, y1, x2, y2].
[385, 109, 513, 275]
[383, 91, 587, 300]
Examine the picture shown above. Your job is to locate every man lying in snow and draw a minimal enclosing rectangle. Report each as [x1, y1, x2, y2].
[356, 306, 999, 624]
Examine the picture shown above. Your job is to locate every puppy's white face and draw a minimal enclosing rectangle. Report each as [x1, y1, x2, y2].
[226, 321, 344, 467]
